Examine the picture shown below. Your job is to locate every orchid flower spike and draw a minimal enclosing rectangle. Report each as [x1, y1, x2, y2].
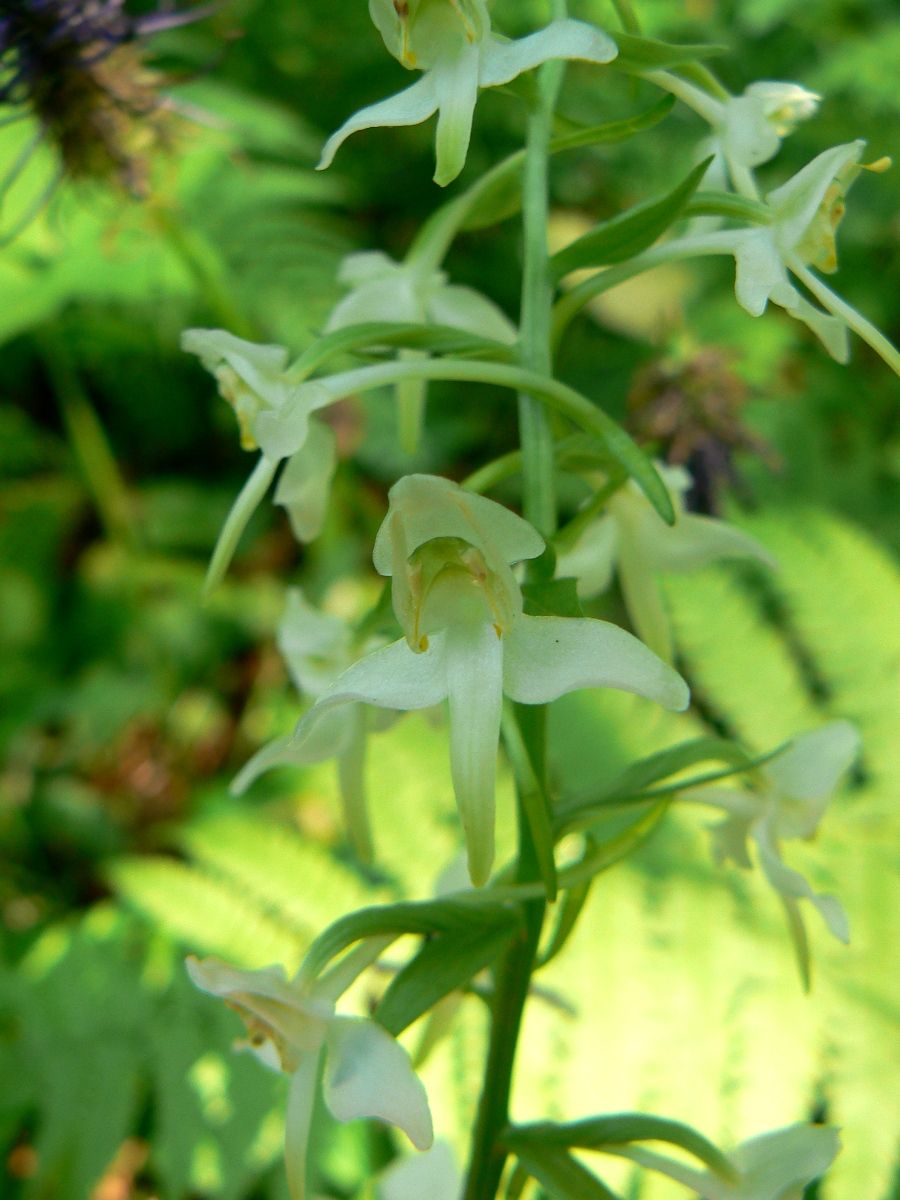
[291, 474, 689, 885]
[187, 952, 433, 1200]
[617, 1122, 840, 1199]
[232, 589, 388, 862]
[682, 721, 860, 984]
[182, 330, 339, 590]
[318, 0, 617, 185]
[647, 73, 820, 193]
[556, 463, 775, 662]
[689, 141, 899, 372]
[326, 250, 515, 451]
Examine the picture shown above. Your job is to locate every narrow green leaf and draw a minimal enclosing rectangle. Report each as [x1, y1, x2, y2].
[552, 158, 712, 279]
[611, 33, 727, 72]
[508, 1143, 623, 1200]
[549, 96, 675, 154]
[536, 880, 591, 968]
[423, 98, 675, 238]
[287, 322, 514, 381]
[557, 736, 769, 830]
[684, 190, 773, 224]
[557, 803, 669, 888]
[376, 918, 520, 1036]
[509, 1114, 737, 1182]
[502, 707, 558, 901]
[299, 895, 521, 980]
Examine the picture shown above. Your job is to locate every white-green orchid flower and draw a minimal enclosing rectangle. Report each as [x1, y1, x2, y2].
[647, 74, 819, 195]
[182, 329, 339, 589]
[556, 463, 775, 662]
[378, 1141, 461, 1200]
[232, 589, 390, 861]
[291, 474, 689, 885]
[318, 1, 617, 186]
[326, 249, 516, 451]
[615, 1122, 840, 1199]
[680, 141, 899, 371]
[186, 950, 433, 1200]
[682, 721, 860, 982]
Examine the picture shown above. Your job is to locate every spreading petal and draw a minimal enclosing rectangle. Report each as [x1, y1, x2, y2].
[185, 958, 332, 1065]
[503, 615, 689, 710]
[323, 1016, 434, 1150]
[478, 20, 617, 89]
[617, 538, 673, 662]
[643, 512, 776, 574]
[732, 1123, 841, 1199]
[778, 288, 850, 362]
[425, 283, 517, 343]
[278, 588, 351, 697]
[181, 328, 290, 400]
[444, 621, 504, 886]
[555, 514, 619, 598]
[432, 43, 481, 185]
[372, 475, 545, 574]
[231, 708, 356, 795]
[295, 637, 449, 735]
[753, 820, 850, 943]
[274, 419, 338, 543]
[732, 229, 791, 317]
[768, 140, 864, 252]
[318, 75, 440, 172]
[379, 1142, 461, 1200]
[765, 721, 860, 835]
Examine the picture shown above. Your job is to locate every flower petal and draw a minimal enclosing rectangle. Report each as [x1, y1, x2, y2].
[778, 286, 850, 363]
[432, 44, 481, 185]
[444, 621, 504, 886]
[478, 20, 617, 89]
[284, 1050, 321, 1200]
[643, 512, 776, 574]
[181, 328, 290, 399]
[733, 1123, 841, 1196]
[274, 419, 337, 543]
[768, 140, 864, 251]
[732, 229, 791, 316]
[317, 75, 440, 172]
[326, 273, 424, 330]
[617, 539, 673, 662]
[185, 957, 332, 1064]
[323, 1016, 433, 1150]
[379, 1142, 461, 1200]
[766, 721, 860, 837]
[372, 475, 545, 574]
[231, 707, 355, 795]
[278, 588, 351, 696]
[753, 820, 850, 943]
[292, 636, 449, 768]
[555, 514, 619, 598]
[426, 284, 517, 343]
[503, 615, 689, 710]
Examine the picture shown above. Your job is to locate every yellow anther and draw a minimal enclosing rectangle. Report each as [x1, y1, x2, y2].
[862, 155, 892, 174]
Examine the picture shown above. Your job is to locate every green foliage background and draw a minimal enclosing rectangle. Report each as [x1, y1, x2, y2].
[0, 1, 897, 1197]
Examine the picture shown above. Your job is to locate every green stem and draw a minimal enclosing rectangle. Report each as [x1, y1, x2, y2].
[517, 59, 564, 538]
[463, 14, 566, 1189]
[39, 333, 140, 549]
